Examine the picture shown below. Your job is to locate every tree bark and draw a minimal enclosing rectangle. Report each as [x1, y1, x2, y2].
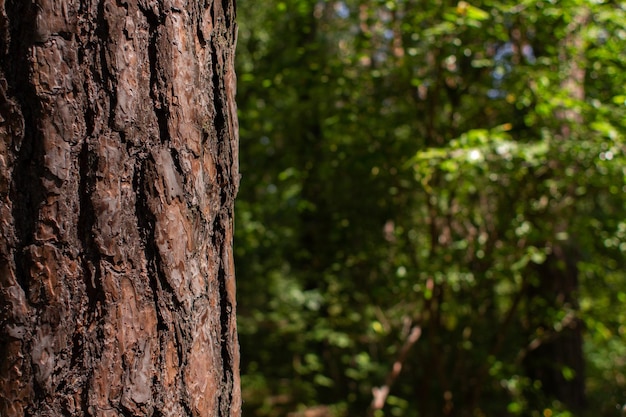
[0, 0, 240, 416]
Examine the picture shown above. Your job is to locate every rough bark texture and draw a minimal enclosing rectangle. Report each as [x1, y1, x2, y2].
[0, 0, 240, 416]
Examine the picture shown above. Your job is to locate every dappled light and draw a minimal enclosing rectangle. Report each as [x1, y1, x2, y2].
[235, 1, 626, 416]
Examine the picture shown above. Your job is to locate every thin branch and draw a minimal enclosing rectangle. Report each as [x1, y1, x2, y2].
[515, 310, 577, 364]
[368, 325, 422, 417]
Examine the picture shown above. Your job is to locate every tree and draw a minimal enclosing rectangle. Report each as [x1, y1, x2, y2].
[0, 1, 240, 416]
[235, 0, 626, 416]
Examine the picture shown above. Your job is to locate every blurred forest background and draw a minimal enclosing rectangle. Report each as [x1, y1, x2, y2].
[233, 0, 626, 416]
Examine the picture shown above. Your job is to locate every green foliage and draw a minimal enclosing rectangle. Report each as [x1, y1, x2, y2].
[235, 0, 626, 416]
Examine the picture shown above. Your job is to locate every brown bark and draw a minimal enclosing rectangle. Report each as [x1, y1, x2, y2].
[0, 0, 240, 416]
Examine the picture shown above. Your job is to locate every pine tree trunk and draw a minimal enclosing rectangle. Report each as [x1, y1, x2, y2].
[0, 1, 240, 416]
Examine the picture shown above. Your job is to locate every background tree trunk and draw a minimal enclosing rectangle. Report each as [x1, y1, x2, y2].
[0, 0, 240, 416]
[524, 9, 590, 412]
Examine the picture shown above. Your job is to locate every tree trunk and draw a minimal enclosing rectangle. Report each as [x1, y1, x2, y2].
[526, 247, 586, 411]
[0, 0, 240, 416]
[524, 9, 590, 412]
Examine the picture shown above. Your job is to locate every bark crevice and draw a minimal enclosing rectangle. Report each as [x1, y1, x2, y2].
[217, 247, 234, 417]
[134, 156, 178, 319]
[96, 0, 118, 133]
[146, 13, 170, 147]
[3, 1, 42, 301]
[77, 139, 104, 315]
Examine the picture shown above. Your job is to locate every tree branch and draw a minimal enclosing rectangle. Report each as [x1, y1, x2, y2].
[368, 324, 422, 417]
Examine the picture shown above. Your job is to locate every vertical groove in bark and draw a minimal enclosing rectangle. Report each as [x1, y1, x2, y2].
[0, 0, 240, 416]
